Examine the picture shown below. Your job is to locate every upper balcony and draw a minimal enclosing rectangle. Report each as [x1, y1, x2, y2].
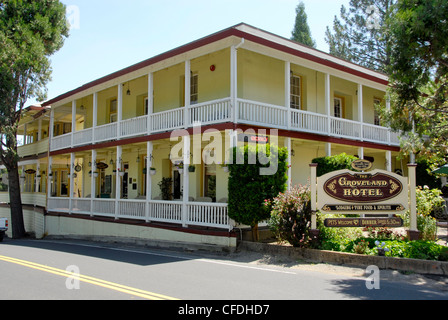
[47, 45, 399, 153]
[17, 105, 51, 158]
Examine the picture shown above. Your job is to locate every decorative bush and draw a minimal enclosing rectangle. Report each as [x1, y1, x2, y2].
[316, 213, 363, 251]
[268, 185, 312, 247]
[227, 143, 288, 241]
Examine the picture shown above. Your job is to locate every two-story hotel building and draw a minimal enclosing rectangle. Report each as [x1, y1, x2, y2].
[0, 24, 404, 247]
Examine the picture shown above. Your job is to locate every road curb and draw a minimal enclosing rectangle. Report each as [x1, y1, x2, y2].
[238, 241, 448, 276]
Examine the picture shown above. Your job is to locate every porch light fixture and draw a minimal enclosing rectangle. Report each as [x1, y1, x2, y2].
[136, 149, 140, 163]
[126, 82, 131, 96]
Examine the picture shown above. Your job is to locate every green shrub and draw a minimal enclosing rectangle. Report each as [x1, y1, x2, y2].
[316, 214, 363, 251]
[228, 144, 288, 241]
[268, 185, 312, 247]
[312, 153, 358, 177]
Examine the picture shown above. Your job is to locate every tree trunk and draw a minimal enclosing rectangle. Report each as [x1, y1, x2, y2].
[251, 224, 259, 242]
[8, 166, 25, 238]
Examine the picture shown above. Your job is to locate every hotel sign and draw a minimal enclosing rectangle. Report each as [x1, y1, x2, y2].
[317, 169, 408, 214]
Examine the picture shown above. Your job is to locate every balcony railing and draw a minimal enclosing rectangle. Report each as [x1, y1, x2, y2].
[50, 97, 400, 151]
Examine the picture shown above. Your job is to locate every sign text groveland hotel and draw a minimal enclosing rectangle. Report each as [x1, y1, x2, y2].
[317, 166, 409, 216]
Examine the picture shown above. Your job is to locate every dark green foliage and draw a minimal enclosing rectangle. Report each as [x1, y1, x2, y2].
[325, 0, 396, 72]
[291, 1, 316, 48]
[227, 144, 288, 228]
[0, 0, 69, 238]
[312, 153, 358, 177]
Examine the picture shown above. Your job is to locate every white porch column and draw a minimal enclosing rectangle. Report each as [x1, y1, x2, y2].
[358, 83, 364, 141]
[285, 137, 292, 190]
[230, 45, 238, 123]
[37, 119, 42, 141]
[47, 157, 53, 199]
[90, 149, 97, 216]
[184, 60, 191, 129]
[285, 61, 291, 130]
[69, 152, 75, 213]
[147, 72, 154, 133]
[115, 145, 122, 220]
[182, 135, 190, 227]
[117, 83, 123, 139]
[23, 124, 27, 145]
[145, 141, 153, 222]
[325, 73, 331, 135]
[386, 151, 392, 172]
[35, 163, 40, 193]
[358, 147, 364, 160]
[386, 96, 391, 144]
[49, 108, 55, 151]
[325, 143, 331, 157]
[93, 92, 98, 128]
[71, 100, 76, 147]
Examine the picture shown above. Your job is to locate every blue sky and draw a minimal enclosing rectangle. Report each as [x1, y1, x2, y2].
[28, 0, 351, 107]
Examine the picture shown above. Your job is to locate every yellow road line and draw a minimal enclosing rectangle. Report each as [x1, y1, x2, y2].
[0, 255, 178, 300]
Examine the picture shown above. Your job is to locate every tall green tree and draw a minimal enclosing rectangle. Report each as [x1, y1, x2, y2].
[382, 0, 448, 163]
[291, 1, 316, 48]
[0, 0, 69, 238]
[325, 0, 396, 72]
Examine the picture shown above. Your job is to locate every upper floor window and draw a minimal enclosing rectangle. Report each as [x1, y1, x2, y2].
[290, 75, 301, 109]
[334, 97, 344, 118]
[190, 73, 198, 105]
[373, 98, 381, 126]
[110, 99, 117, 123]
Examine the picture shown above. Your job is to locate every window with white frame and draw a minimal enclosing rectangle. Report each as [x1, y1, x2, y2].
[290, 75, 301, 109]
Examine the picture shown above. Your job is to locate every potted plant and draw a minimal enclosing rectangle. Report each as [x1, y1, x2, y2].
[177, 163, 184, 174]
[188, 165, 195, 173]
[158, 177, 173, 200]
[149, 167, 156, 175]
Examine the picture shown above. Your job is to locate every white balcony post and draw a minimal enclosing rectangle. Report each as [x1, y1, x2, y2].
[38, 119, 42, 141]
[285, 61, 291, 130]
[47, 156, 52, 199]
[358, 84, 363, 141]
[358, 147, 364, 160]
[325, 143, 331, 157]
[230, 45, 238, 123]
[184, 60, 191, 129]
[90, 149, 97, 216]
[23, 124, 27, 145]
[147, 72, 154, 133]
[325, 73, 331, 135]
[285, 137, 292, 190]
[93, 92, 98, 128]
[117, 83, 123, 139]
[69, 152, 75, 214]
[145, 141, 153, 222]
[49, 108, 55, 141]
[182, 135, 190, 227]
[35, 163, 40, 193]
[386, 96, 391, 144]
[71, 100, 76, 147]
[386, 150, 392, 172]
[115, 145, 122, 220]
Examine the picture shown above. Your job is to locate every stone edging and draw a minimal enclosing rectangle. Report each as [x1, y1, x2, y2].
[238, 241, 448, 276]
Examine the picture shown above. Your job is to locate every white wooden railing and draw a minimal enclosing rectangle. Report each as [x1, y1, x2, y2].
[50, 97, 401, 151]
[46, 197, 232, 230]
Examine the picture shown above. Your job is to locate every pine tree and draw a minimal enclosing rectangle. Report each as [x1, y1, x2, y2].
[291, 1, 316, 48]
[325, 0, 395, 72]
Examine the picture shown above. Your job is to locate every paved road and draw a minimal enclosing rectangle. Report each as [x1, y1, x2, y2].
[0, 238, 447, 305]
